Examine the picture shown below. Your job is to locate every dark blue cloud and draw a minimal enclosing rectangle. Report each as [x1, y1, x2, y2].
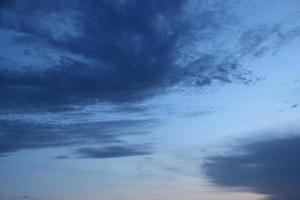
[0, 0, 188, 109]
[0, 119, 154, 156]
[1, 0, 300, 159]
[0, 0, 271, 111]
[203, 135, 300, 200]
[72, 144, 152, 159]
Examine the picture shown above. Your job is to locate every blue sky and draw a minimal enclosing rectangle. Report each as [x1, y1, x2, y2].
[1, 1, 300, 200]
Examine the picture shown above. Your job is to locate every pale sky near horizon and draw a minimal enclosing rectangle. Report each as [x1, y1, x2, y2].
[1, 1, 300, 200]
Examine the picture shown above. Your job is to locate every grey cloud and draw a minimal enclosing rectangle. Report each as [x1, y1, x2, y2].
[291, 104, 298, 108]
[0, 194, 38, 200]
[203, 135, 300, 200]
[54, 155, 69, 159]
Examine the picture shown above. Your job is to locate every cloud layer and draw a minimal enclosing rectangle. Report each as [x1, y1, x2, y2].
[1, 0, 300, 158]
[204, 135, 300, 200]
[0, 118, 153, 156]
[1, 0, 290, 110]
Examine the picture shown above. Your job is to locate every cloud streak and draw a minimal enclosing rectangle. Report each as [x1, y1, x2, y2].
[0, 119, 154, 156]
[73, 144, 152, 159]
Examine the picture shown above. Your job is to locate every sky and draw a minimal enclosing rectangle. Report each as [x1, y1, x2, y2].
[0, 0, 300, 200]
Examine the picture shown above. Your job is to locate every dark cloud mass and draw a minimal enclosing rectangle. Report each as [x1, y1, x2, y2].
[0, 0, 189, 108]
[203, 135, 300, 200]
[1, 0, 300, 157]
[0, 0, 278, 110]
